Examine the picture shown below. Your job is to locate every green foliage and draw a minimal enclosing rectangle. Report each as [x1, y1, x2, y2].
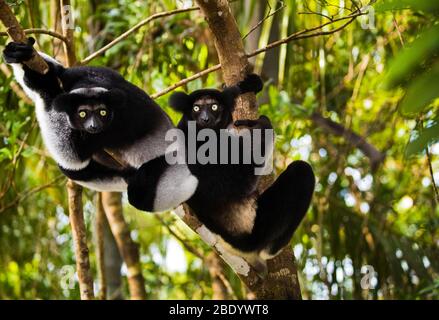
[0, 0, 438, 300]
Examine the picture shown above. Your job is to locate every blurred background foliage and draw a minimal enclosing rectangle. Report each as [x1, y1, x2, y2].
[0, 0, 438, 299]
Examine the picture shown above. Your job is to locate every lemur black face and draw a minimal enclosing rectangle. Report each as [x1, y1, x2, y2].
[191, 96, 225, 129]
[71, 104, 113, 134]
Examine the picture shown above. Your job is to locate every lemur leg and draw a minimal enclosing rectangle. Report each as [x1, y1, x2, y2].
[254, 160, 315, 257]
[59, 160, 135, 192]
[127, 155, 198, 212]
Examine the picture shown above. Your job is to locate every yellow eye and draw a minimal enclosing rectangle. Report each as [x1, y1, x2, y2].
[211, 104, 218, 111]
[100, 110, 107, 117]
[79, 111, 87, 118]
[193, 106, 200, 112]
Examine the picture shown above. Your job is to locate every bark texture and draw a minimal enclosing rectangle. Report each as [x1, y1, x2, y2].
[0, 0, 48, 73]
[193, 0, 302, 299]
[101, 192, 147, 300]
[66, 180, 94, 299]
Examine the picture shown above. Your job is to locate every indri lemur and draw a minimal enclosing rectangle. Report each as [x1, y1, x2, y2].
[3, 38, 197, 211]
[168, 74, 315, 269]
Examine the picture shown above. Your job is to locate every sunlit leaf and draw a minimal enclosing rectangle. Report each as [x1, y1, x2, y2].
[400, 62, 439, 115]
[375, 0, 439, 13]
[386, 25, 439, 89]
[405, 122, 439, 156]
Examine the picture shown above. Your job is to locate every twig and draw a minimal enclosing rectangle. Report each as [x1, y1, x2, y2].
[0, 28, 68, 42]
[155, 215, 204, 260]
[0, 175, 64, 214]
[242, 1, 286, 40]
[426, 148, 439, 205]
[151, 64, 221, 99]
[152, 11, 365, 99]
[81, 7, 199, 65]
[0, 63, 33, 104]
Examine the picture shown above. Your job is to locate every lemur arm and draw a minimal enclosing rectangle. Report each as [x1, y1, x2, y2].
[3, 38, 64, 103]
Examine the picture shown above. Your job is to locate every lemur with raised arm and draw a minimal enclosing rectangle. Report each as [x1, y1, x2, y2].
[165, 74, 315, 271]
[3, 38, 197, 211]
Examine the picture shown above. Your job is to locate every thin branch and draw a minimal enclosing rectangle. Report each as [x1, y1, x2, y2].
[155, 215, 204, 260]
[310, 112, 385, 170]
[248, 11, 363, 57]
[152, 11, 365, 99]
[0, 63, 33, 104]
[96, 193, 107, 300]
[0, 175, 65, 214]
[426, 148, 439, 205]
[151, 64, 221, 99]
[66, 180, 95, 300]
[80, 6, 199, 65]
[0, 28, 68, 42]
[242, 1, 286, 40]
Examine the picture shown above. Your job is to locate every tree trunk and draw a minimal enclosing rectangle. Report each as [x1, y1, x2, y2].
[190, 0, 302, 300]
[101, 192, 147, 300]
[66, 180, 94, 299]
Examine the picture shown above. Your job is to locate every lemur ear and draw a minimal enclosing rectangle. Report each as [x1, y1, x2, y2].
[102, 88, 126, 109]
[52, 93, 81, 113]
[169, 92, 192, 113]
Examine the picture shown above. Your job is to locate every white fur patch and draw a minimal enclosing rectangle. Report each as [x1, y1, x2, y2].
[75, 178, 127, 192]
[153, 165, 198, 212]
[69, 87, 109, 95]
[10, 62, 91, 171]
[118, 118, 173, 169]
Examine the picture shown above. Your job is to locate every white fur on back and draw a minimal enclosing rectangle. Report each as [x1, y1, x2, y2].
[153, 164, 198, 212]
[10, 63, 90, 170]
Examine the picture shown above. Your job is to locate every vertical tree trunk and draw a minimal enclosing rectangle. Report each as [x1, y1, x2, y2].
[66, 180, 94, 300]
[101, 192, 147, 300]
[193, 0, 302, 299]
[95, 193, 107, 300]
[102, 209, 124, 300]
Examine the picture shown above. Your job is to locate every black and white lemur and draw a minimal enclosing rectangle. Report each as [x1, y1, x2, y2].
[167, 74, 315, 270]
[2, 38, 263, 212]
[2, 38, 198, 211]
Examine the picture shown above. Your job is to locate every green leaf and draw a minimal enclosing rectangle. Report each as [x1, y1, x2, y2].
[400, 62, 439, 115]
[386, 25, 439, 89]
[405, 122, 439, 156]
[375, 0, 439, 13]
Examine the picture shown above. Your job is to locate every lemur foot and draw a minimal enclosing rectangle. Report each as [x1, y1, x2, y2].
[234, 115, 272, 130]
[237, 73, 264, 94]
[3, 38, 35, 64]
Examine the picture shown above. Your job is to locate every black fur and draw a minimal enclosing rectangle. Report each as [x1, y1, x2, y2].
[169, 74, 315, 257]
[3, 39, 171, 191]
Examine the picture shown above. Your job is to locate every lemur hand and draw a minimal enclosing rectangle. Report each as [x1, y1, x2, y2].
[3, 37, 35, 64]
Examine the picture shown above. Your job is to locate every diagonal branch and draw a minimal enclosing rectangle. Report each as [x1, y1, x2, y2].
[0, 28, 68, 42]
[0, 0, 48, 73]
[151, 10, 365, 99]
[80, 7, 199, 65]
